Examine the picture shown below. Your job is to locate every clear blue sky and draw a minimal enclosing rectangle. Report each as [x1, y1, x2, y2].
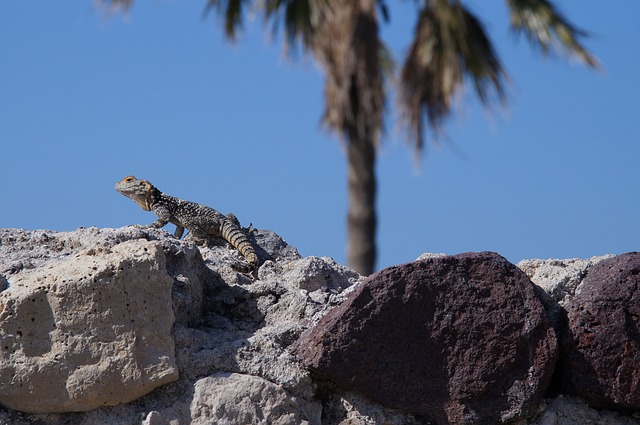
[1, 1, 638, 271]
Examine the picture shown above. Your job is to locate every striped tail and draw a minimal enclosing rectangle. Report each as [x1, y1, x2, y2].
[220, 220, 259, 271]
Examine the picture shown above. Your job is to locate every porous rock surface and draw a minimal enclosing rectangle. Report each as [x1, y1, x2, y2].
[518, 253, 640, 415]
[0, 227, 374, 424]
[527, 395, 640, 425]
[517, 255, 613, 329]
[517, 255, 614, 306]
[558, 253, 640, 410]
[0, 239, 178, 413]
[294, 252, 558, 425]
[187, 372, 320, 425]
[0, 227, 638, 424]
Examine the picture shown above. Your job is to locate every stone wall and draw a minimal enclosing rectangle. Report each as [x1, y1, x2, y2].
[0, 227, 637, 424]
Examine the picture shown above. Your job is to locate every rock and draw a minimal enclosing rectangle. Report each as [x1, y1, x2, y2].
[527, 395, 640, 425]
[558, 253, 640, 410]
[0, 275, 7, 292]
[415, 253, 447, 261]
[189, 372, 321, 425]
[0, 240, 178, 413]
[0, 227, 215, 327]
[517, 256, 614, 331]
[0, 226, 359, 422]
[142, 410, 169, 425]
[319, 389, 434, 425]
[0, 227, 150, 276]
[159, 239, 209, 327]
[294, 252, 558, 424]
[2, 226, 636, 424]
[517, 256, 613, 305]
[175, 254, 360, 400]
[277, 256, 360, 293]
[251, 229, 301, 263]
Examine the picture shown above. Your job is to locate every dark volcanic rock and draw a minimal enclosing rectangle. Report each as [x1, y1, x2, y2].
[294, 252, 558, 425]
[560, 252, 640, 410]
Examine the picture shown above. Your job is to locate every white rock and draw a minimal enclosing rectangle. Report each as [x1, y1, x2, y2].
[416, 252, 447, 261]
[2, 227, 634, 425]
[278, 256, 360, 292]
[190, 373, 321, 425]
[517, 255, 613, 304]
[0, 240, 178, 413]
[528, 395, 640, 425]
[323, 390, 429, 425]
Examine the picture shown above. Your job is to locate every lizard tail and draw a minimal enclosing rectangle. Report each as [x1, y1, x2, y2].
[220, 220, 259, 270]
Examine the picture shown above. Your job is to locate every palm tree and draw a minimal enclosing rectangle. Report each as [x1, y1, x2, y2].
[105, 0, 597, 275]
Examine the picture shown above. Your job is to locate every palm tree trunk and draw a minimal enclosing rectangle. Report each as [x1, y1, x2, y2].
[347, 132, 376, 276]
[314, 0, 383, 276]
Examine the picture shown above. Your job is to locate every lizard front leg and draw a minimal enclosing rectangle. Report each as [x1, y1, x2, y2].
[148, 205, 172, 229]
[173, 225, 185, 239]
[170, 217, 185, 239]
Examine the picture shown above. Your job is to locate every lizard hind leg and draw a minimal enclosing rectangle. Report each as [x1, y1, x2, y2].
[225, 213, 241, 228]
[184, 225, 209, 246]
[225, 213, 255, 235]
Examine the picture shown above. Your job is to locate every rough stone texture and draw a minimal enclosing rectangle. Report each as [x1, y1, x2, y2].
[0, 227, 378, 424]
[294, 252, 558, 425]
[527, 395, 640, 425]
[517, 256, 614, 333]
[517, 256, 613, 308]
[416, 252, 447, 261]
[159, 239, 208, 327]
[188, 372, 321, 425]
[558, 252, 640, 410]
[319, 389, 434, 425]
[0, 227, 151, 275]
[1, 228, 638, 425]
[0, 240, 178, 413]
[0, 227, 207, 327]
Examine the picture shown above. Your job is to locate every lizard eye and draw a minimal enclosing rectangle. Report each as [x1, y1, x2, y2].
[125, 176, 134, 182]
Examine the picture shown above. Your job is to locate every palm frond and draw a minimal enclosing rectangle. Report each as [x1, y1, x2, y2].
[263, 0, 321, 53]
[95, 0, 133, 12]
[399, 1, 507, 153]
[506, 0, 599, 67]
[314, 0, 386, 146]
[204, 0, 251, 40]
[378, 40, 396, 81]
[376, 0, 390, 23]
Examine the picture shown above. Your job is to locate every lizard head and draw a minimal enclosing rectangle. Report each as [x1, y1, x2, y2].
[115, 175, 156, 211]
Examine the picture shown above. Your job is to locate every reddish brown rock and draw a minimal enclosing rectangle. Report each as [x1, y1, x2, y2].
[560, 252, 640, 410]
[294, 252, 558, 424]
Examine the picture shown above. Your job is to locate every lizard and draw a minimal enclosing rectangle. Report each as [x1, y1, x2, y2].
[115, 175, 259, 272]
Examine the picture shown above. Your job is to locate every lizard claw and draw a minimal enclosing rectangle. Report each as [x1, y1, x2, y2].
[245, 223, 257, 235]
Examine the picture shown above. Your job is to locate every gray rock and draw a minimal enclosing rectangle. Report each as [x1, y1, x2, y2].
[177, 254, 360, 400]
[1, 226, 637, 425]
[320, 389, 433, 425]
[0, 240, 178, 413]
[517, 255, 613, 305]
[0, 227, 151, 276]
[0, 225, 355, 423]
[189, 373, 321, 425]
[275, 256, 360, 293]
[516, 256, 612, 332]
[415, 252, 447, 261]
[527, 395, 640, 425]
[159, 239, 209, 327]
